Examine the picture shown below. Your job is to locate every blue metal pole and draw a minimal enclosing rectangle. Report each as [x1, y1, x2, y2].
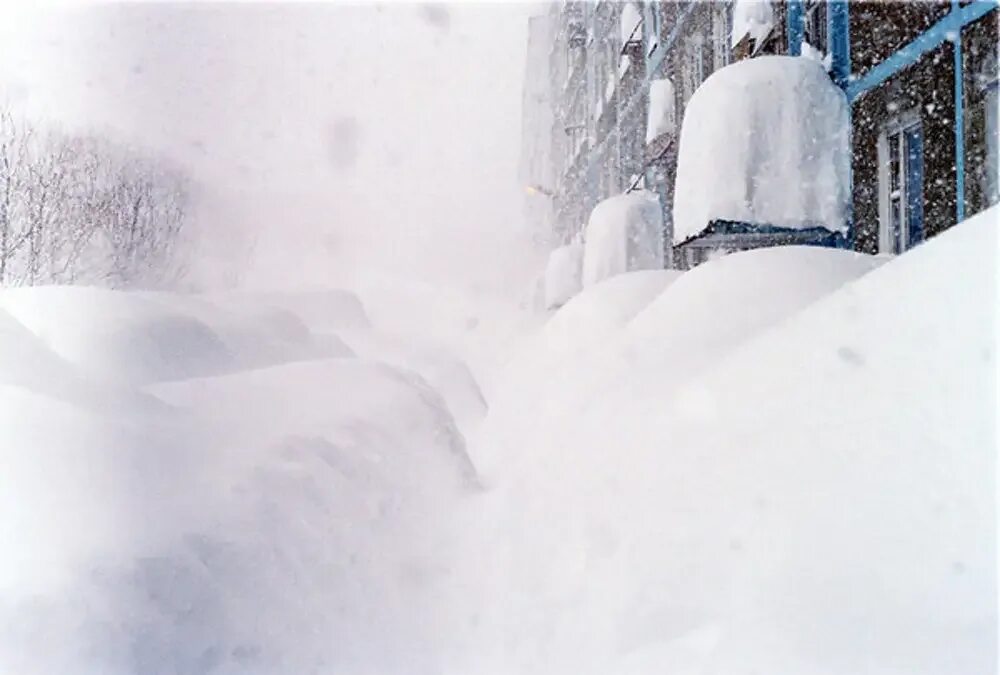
[828, 0, 851, 90]
[953, 1, 967, 222]
[786, 0, 804, 56]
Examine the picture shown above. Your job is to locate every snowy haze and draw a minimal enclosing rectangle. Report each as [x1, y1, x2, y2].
[1, 4, 994, 674]
[0, 1, 540, 293]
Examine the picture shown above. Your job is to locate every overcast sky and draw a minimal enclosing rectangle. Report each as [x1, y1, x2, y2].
[0, 1, 540, 292]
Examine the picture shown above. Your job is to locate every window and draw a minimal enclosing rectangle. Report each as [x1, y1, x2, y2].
[712, 4, 731, 70]
[804, 0, 828, 53]
[682, 35, 706, 104]
[985, 84, 998, 206]
[878, 115, 924, 254]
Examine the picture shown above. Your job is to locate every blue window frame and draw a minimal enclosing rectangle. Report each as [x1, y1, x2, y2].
[904, 126, 925, 248]
[986, 82, 999, 206]
[879, 115, 925, 254]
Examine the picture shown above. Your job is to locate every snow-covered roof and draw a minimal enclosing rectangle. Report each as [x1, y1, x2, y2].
[731, 0, 775, 49]
[645, 78, 675, 144]
[672, 56, 851, 244]
[582, 191, 663, 287]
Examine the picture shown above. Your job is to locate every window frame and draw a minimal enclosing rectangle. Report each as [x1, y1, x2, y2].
[682, 34, 706, 105]
[803, 0, 828, 54]
[877, 110, 924, 255]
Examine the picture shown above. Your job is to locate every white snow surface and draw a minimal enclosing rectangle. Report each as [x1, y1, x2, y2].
[471, 206, 997, 673]
[0, 206, 995, 674]
[544, 240, 584, 309]
[672, 56, 851, 243]
[731, 0, 775, 48]
[0, 286, 355, 385]
[582, 191, 664, 287]
[542, 269, 682, 357]
[645, 78, 675, 143]
[0, 284, 484, 675]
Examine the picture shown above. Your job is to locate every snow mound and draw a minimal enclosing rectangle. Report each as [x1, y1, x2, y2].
[213, 288, 371, 333]
[544, 241, 584, 309]
[473, 206, 997, 673]
[582, 191, 664, 287]
[646, 78, 675, 143]
[672, 56, 850, 243]
[0, 309, 171, 417]
[150, 358, 478, 489]
[624, 245, 884, 383]
[0, 287, 353, 385]
[476, 245, 881, 480]
[338, 329, 488, 439]
[0, 353, 479, 674]
[543, 269, 682, 356]
[0, 287, 235, 385]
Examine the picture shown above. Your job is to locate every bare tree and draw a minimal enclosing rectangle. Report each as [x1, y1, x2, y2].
[0, 109, 194, 289]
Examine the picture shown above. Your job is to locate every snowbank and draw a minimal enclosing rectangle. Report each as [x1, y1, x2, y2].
[471, 206, 996, 673]
[0, 341, 479, 675]
[624, 245, 884, 383]
[582, 191, 664, 287]
[731, 0, 774, 48]
[0, 287, 354, 385]
[213, 288, 371, 333]
[542, 269, 681, 356]
[544, 241, 584, 309]
[337, 328, 489, 439]
[672, 56, 850, 244]
[645, 78, 675, 143]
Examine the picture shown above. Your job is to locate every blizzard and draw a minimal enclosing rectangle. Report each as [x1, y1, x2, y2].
[0, 3, 996, 674]
[0, 205, 995, 674]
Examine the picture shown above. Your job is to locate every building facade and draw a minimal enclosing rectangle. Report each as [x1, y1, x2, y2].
[527, 0, 998, 269]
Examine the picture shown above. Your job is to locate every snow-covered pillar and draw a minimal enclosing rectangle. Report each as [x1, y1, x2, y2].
[828, 0, 851, 90]
[786, 0, 804, 56]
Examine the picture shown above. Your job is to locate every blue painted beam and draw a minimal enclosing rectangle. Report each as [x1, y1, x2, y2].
[828, 1, 851, 89]
[953, 1, 967, 222]
[846, 1, 997, 102]
[786, 0, 804, 56]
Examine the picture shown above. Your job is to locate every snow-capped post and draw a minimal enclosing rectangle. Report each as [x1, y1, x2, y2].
[645, 79, 675, 145]
[672, 56, 851, 255]
[582, 191, 663, 287]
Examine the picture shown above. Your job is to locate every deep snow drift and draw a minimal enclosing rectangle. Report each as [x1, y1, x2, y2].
[0, 285, 485, 675]
[471, 207, 997, 673]
[0, 208, 995, 675]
